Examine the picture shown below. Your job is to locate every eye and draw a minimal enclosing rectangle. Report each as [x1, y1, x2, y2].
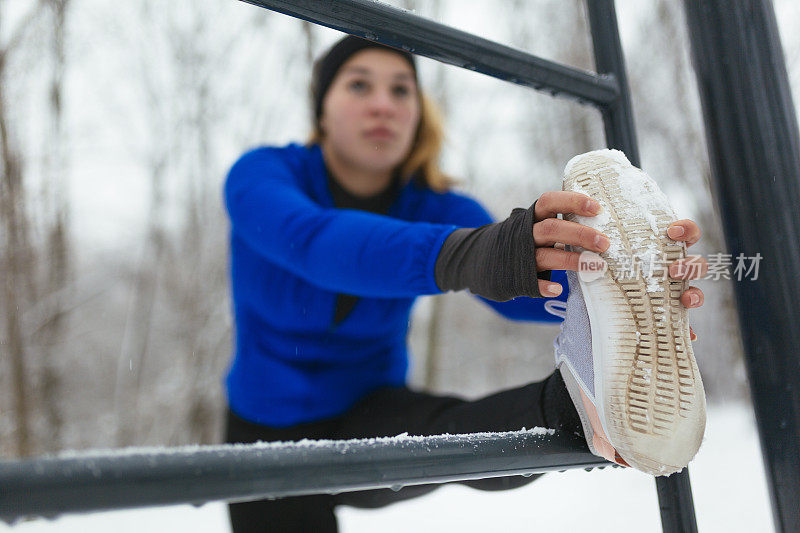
[392, 84, 412, 97]
[348, 79, 368, 93]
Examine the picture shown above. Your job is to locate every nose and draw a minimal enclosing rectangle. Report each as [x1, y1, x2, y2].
[367, 88, 397, 117]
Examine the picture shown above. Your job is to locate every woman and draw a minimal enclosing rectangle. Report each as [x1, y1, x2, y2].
[223, 36, 706, 532]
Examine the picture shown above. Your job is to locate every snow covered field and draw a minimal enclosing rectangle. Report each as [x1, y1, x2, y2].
[3, 402, 773, 533]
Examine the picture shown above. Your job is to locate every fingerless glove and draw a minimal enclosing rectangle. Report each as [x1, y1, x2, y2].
[434, 201, 548, 301]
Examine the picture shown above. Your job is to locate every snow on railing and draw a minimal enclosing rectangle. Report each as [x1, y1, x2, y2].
[0, 428, 609, 524]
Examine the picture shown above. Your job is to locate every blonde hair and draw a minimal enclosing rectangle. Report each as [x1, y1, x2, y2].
[308, 91, 455, 193]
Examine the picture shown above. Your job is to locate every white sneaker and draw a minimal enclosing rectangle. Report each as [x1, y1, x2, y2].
[554, 149, 706, 476]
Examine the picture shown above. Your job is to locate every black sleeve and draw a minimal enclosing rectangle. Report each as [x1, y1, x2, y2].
[434, 201, 546, 301]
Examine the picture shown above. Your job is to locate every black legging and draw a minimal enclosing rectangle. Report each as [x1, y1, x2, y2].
[225, 371, 577, 533]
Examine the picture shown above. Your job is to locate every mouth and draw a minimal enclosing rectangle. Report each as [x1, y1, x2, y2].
[364, 127, 396, 141]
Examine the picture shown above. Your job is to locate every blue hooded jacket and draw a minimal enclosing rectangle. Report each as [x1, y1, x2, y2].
[224, 143, 568, 426]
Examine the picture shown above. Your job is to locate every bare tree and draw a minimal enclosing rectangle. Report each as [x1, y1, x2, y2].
[0, 0, 48, 458]
[112, 0, 267, 446]
[301, 21, 316, 66]
[113, 0, 171, 447]
[35, 0, 73, 453]
[163, 3, 237, 445]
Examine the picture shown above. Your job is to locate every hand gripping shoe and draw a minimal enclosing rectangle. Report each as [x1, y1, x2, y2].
[553, 149, 706, 476]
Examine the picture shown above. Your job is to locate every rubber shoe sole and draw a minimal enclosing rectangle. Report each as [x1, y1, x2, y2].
[562, 149, 706, 476]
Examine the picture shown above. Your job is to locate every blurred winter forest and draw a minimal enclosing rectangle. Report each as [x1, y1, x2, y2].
[1, 0, 799, 459]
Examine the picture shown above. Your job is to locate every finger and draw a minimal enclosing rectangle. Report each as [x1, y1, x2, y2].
[679, 286, 704, 308]
[534, 191, 602, 221]
[539, 279, 563, 297]
[533, 218, 609, 252]
[535, 246, 582, 272]
[667, 219, 701, 247]
[669, 255, 708, 280]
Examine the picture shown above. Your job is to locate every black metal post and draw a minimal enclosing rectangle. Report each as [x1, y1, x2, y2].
[655, 470, 701, 533]
[684, 2, 800, 532]
[0, 430, 606, 524]
[240, 0, 619, 107]
[585, 0, 640, 166]
[587, 1, 698, 532]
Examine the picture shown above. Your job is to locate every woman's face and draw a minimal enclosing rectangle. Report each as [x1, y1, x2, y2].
[319, 48, 420, 176]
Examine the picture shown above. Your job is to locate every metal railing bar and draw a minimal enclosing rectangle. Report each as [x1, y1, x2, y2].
[240, 0, 620, 107]
[0, 429, 611, 524]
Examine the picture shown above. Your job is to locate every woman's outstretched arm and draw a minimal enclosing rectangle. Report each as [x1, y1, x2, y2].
[225, 147, 460, 298]
[226, 146, 609, 304]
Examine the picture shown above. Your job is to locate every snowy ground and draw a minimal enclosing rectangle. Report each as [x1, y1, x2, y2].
[3, 402, 773, 533]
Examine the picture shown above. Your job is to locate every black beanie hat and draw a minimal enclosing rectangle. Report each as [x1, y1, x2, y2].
[312, 36, 418, 120]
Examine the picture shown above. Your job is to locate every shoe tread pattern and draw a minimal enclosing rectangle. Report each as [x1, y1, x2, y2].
[564, 153, 706, 475]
